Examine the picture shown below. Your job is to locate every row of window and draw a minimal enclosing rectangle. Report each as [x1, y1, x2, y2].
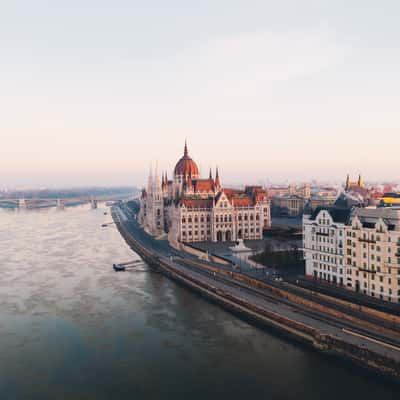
[317, 218, 331, 226]
[182, 213, 262, 223]
[216, 215, 232, 223]
[312, 235, 343, 246]
[182, 215, 211, 223]
[362, 282, 399, 294]
[310, 245, 343, 255]
[312, 254, 343, 265]
[346, 257, 400, 269]
[181, 227, 261, 237]
[182, 230, 211, 237]
[348, 240, 399, 256]
[313, 271, 344, 285]
[312, 262, 343, 275]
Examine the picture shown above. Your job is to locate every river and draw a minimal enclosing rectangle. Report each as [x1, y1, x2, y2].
[0, 205, 398, 399]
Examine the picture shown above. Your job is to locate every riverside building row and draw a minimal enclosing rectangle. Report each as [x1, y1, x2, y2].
[138, 142, 271, 245]
[303, 205, 400, 303]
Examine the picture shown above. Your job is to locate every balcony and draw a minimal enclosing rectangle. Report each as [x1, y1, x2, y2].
[358, 238, 376, 244]
[358, 268, 376, 274]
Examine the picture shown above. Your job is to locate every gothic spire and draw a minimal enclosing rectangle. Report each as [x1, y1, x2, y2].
[215, 167, 221, 188]
[165, 172, 168, 190]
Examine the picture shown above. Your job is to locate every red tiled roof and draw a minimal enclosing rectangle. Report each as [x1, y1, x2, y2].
[255, 193, 268, 202]
[193, 179, 214, 192]
[231, 197, 254, 207]
[223, 188, 242, 198]
[179, 198, 213, 209]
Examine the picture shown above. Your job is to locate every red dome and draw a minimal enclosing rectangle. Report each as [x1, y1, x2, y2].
[174, 142, 199, 177]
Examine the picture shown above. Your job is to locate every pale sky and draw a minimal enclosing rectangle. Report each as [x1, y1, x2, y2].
[1, 1, 399, 187]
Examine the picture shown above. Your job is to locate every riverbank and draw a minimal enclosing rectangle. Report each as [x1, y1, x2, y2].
[112, 205, 400, 382]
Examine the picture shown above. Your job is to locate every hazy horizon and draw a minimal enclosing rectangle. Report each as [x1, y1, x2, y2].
[2, 1, 400, 187]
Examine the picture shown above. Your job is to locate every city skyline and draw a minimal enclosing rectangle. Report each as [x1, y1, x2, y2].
[1, 1, 400, 186]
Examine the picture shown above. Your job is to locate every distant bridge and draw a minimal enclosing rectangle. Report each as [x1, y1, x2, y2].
[0, 195, 137, 209]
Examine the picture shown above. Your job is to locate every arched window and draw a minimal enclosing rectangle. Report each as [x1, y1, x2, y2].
[224, 215, 227, 222]
[256, 214, 259, 220]
[238, 215, 242, 221]
[182, 217, 186, 223]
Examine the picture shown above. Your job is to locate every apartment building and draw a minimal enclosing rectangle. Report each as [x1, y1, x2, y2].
[303, 205, 400, 303]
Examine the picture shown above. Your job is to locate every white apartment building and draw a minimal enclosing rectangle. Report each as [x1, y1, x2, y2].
[303, 207, 348, 286]
[303, 205, 400, 303]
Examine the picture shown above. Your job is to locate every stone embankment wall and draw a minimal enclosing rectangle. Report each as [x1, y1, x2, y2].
[179, 240, 400, 328]
[317, 334, 400, 379]
[177, 254, 400, 338]
[184, 242, 400, 327]
[113, 213, 400, 381]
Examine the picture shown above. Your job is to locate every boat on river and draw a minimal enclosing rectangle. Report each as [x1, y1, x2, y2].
[113, 263, 125, 272]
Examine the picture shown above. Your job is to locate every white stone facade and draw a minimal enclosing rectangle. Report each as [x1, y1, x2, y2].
[171, 191, 269, 244]
[138, 168, 164, 236]
[139, 142, 271, 244]
[303, 209, 346, 285]
[303, 206, 400, 303]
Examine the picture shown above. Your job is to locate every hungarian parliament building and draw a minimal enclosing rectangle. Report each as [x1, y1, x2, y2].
[138, 142, 271, 244]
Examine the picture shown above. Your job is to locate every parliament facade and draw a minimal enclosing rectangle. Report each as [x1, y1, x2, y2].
[138, 142, 271, 244]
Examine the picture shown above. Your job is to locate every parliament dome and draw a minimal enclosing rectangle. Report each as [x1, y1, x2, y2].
[174, 142, 199, 177]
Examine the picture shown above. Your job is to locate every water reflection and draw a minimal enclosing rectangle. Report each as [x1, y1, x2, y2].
[0, 205, 398, 399]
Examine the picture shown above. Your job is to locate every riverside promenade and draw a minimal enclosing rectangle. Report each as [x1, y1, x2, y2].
[112, 204, 400, 381]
